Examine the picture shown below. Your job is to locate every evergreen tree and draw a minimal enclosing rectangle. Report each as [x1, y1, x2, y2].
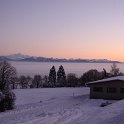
[57, 65, 66, 87]
[48, 66, 56, 87]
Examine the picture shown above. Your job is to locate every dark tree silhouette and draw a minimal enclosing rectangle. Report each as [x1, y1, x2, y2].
[0, 61, 17, 90]
[11, 76, 18, 89]
[42, 75, 49, 87]
[110, 63, 120, 76]
[80, 69, 101, 86]
[66, 73, 78, 87]
[0, 61, 16, 112]
[19, 76, 27, 89]
[57, 65, 66, 87]
[26, 76, 32, 88]
[32, 75, 42, 88]
[48, 66, 56, 87]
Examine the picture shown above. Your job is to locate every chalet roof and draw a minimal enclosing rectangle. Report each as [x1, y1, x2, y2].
[86, 76, 124, 86]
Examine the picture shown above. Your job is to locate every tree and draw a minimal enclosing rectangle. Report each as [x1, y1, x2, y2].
[0, 90, 16, 112]
[26, 76, 32, 88]
[19, 75, 32, 89]
[0, 61, 17, 90]
[66, 73, 79, 87]
[11, 76, 18, 89]
[19, 76, 27, 89]
[57, 65, 66, 87]
[103, 68, 107, 78]
[42, 75, 49, 87]
[32, 75, 42, 88]
[110, 63, 120, 76]
[48, 66, 56, 87]
[80, 69, 101, 86]
[0, 61, 16, 112]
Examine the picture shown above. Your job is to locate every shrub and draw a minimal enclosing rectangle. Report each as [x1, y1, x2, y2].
[0, 90, 16, 112]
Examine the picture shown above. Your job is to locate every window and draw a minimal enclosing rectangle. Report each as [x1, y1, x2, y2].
[107, 87, 116, 93]
[120, 88, 124, 93]
[93, 87, 103, 92]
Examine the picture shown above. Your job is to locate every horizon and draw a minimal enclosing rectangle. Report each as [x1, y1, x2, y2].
[1, 0, 124, 62]
[1, 53, 122, 62]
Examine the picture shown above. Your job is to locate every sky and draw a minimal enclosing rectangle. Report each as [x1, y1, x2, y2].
[0, 0, 124, 62]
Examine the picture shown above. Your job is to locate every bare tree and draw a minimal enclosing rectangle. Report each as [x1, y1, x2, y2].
[0, 61, 16, 112]
[110, 63, 120, 76]
[32, 75, 42, 88]
[19, 75, 27, 89]
[26, 76, 32, 88]
[18, 75, 32, 89]
[11, 76, 18, 89]
[42, 75, 48, 87]
[0, 61, 17, 90]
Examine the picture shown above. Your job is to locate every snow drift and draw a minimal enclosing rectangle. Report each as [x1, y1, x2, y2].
[0, 87, 124, 124]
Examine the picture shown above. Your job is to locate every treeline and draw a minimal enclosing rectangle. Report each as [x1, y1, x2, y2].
[10, 63, 124, 89]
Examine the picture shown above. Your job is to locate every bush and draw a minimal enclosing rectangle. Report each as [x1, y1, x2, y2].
[66, 73, 79, 87]
[0, 90, 16, 112]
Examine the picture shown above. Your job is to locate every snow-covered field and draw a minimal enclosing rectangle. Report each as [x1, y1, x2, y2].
[0, 87, 124, 124]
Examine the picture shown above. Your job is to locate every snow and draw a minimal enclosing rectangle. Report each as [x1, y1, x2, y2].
[86, 76, 124, 85]
[0, 87, 124, 124]
[6, 53, 31, 60]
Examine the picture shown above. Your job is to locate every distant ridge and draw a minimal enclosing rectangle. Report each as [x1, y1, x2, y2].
[0, 53, 121, 63]
[6, 53, 30, 60]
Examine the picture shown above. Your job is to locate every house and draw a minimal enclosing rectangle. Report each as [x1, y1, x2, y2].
[86, 76, 124, 100]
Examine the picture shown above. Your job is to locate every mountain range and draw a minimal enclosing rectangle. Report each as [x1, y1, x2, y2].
[0, 53, 121, 63]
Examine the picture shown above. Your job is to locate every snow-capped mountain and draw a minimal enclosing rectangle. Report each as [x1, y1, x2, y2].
[0, 53, 121, 63]
[6, 53, 31, 60]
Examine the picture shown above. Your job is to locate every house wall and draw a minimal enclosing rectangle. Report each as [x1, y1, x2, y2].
[89, 80, 124, 100]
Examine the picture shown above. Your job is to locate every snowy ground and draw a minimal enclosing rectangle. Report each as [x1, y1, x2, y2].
[0, 87, 124, 124]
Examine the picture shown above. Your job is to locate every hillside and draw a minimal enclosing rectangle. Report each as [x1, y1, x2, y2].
[0, 87, 124, 124]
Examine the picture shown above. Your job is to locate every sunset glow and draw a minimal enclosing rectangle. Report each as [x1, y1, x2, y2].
[1, 0, 124, 62]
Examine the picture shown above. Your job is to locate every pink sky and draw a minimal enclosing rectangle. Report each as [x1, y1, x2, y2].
[1, 0, 124, 62]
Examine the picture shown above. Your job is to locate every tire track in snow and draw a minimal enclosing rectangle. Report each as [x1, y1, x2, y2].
[52, 108, 82, 124]
[23, 95, 88, 124]
[22, 108, 82, 124]
[0, 95, 88, 124]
